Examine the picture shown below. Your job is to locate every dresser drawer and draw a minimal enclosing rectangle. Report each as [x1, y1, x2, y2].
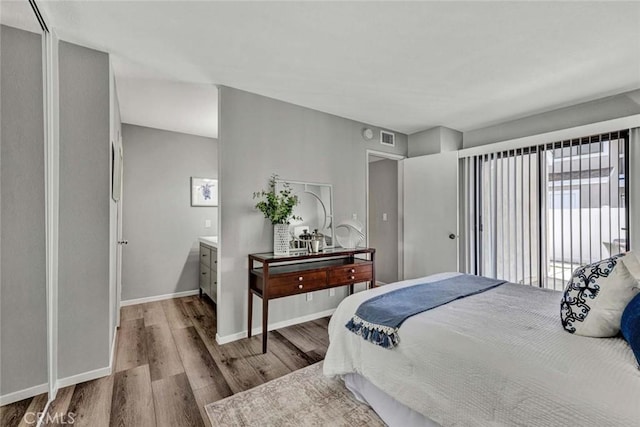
[268, 271, 327, 298]
[328, 262, 373, 285]
[200, 245, 212, 267]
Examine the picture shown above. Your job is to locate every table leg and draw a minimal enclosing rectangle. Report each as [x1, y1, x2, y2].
[247, 292, 253, 338]
[262, 295, 268, 353]
[371, 251, 376, 289]
[247, 258, 253, 338]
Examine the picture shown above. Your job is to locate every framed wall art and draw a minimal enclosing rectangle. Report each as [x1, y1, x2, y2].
[191, 177, 218, 207]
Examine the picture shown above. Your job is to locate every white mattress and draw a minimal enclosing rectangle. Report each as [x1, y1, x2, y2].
[324, 273, 640, 426]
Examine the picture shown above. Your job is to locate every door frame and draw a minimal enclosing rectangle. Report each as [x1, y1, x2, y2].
[365, 150, 405, 282]
[44, 25, 60, 402]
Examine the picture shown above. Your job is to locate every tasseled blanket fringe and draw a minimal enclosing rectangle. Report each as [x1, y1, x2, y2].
[345, 315, 400, 349]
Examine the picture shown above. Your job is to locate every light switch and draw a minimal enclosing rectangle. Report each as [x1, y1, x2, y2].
[382, 213, 388, 221]
[205, 219, 212, 228]
[306, 293, 313, 302]
[352, 213, 358, 220]
[329, 289, 336, 297]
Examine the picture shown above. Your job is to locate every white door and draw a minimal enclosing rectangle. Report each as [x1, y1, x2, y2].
[403, 152, 459, 279]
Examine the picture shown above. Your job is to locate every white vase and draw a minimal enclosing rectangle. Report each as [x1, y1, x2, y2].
[273, 224, 290, 256]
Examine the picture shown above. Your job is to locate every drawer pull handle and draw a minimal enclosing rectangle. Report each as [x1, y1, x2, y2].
[214, 260, 217, 264]
[350, 275, 355, 280]
[298, 276, 303, 281]
[350, 269, 355, 273]
[202, 272, 206, 275]
[214, 281, 217, 285]
[202, 253, 207, 257]
[298, 284, 303, 289]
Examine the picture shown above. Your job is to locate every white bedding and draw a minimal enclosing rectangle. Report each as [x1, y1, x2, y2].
[324, 273, 640, 426]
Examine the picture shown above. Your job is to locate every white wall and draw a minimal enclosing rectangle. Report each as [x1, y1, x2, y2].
[630, 128, 640, 252]
[218, 86, 408, 339]
[121, 124, 218, 301]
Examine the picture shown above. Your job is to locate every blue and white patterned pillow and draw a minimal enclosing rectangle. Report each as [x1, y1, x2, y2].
[561, 252, 640, 337]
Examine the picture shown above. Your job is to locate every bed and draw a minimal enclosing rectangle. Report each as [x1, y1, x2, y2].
[323, 272, 640, 426]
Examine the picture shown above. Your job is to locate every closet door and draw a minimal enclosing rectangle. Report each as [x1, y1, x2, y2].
[403, 152, 459, 279]
[0, 23, 48, 404]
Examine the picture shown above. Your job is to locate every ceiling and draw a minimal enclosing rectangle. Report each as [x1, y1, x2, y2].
[5, 1, 640, 139]
[112, 58, 218, 139]
[0, 0, 43, 34]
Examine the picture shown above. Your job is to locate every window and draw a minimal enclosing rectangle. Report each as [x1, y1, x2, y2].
[463, 131, 629, 290]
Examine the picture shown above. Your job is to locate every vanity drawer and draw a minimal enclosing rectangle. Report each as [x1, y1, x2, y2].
[210, 248, 218, 272]
[329, 262, 373, 285]
[200, 245, 212, 267]
[268, 271, 327, 298]
[200, 265, 211, 289]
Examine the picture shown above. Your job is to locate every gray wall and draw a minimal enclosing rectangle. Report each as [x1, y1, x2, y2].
[0, 25, 48, 396]
[463, 89, 640, 148]
[121, 124, 218, 301]
[369, 159, 399, 284]
[408, 127, 441, 157]
[218, 86, 407, 338]
[408, 126, 463, 157]
[58, 41, 111, 379]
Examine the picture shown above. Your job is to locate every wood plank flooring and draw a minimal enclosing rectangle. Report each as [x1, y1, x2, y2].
[0, 296, 329, 427]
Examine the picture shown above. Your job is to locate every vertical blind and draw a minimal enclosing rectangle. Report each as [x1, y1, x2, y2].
[463, 130, 629, 290]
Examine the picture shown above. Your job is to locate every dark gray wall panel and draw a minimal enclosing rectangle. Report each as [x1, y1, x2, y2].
[0, 25, 48, 396]
[58, 41, 110, 378]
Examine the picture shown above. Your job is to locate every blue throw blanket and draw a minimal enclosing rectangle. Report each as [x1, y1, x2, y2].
[345, 274, 506, 349]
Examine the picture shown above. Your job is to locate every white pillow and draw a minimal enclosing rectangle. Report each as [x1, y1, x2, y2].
[561, 251, 640, 337]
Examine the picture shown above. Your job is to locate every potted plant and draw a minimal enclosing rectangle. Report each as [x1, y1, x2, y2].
[253, 174, 301, 255]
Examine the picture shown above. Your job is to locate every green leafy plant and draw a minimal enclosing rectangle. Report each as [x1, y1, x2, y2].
[253, 174, 302, 225]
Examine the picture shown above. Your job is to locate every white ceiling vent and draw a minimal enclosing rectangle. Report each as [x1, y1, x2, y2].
[380, 130, 395, 147]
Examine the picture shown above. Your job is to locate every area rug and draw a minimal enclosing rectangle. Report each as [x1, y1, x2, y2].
[205, 362, 385, 426]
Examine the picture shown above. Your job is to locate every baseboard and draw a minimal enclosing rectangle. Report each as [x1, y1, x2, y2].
[0, 383, 49, 406]
[46, 327, 118, 397]
[56, 365, 112, 389]
[215, 308, 336, 345]
[120, 289, 199, 306]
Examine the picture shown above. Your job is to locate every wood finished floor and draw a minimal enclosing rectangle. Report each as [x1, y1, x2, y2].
[0, 296, 329, 427]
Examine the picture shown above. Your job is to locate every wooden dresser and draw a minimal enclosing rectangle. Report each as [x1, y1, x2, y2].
[248, 247, 375, 353]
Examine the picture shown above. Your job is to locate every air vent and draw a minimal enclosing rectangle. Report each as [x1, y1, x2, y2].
[380, 130, 395, 147]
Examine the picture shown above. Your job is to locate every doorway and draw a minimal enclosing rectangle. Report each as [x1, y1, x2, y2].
[366, 150, 404, 284]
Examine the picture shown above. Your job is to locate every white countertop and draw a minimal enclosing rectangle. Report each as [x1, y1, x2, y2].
[199, 236, 218, 248]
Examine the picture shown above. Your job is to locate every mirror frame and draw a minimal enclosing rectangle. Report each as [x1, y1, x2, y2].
[276, 179, 335, 249]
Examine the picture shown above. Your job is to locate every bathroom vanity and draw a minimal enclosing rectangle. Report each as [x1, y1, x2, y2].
[199, 236, 218, 303]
